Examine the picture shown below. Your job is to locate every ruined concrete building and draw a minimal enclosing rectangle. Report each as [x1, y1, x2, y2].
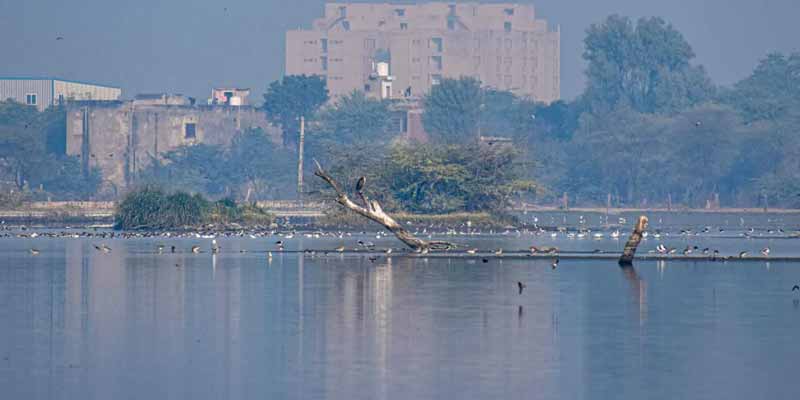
[286, 2, 560, 102]
[65, 92, 280, 195]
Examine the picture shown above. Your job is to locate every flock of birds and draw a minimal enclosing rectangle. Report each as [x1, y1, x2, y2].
[11, 222, 800, 296]
[10, 220, 799, 261]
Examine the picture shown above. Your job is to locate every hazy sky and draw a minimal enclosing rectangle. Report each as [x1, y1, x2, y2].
[2, 0, 797, 101]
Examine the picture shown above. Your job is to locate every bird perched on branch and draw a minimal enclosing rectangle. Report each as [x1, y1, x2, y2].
[517, 281, 526, 295]
[793, 285, 800, 292]
[356, 176, 366, 192]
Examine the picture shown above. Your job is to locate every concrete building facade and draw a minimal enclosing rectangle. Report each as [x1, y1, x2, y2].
[0, 77, 121, 111]
[65, 94, 280, 194]
[286, 2, 560, 102]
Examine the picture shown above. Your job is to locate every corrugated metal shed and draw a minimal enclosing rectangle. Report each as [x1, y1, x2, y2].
[0, 77, 121, 111]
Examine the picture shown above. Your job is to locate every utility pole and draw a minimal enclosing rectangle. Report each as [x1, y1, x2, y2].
[297, 116, 305, 207]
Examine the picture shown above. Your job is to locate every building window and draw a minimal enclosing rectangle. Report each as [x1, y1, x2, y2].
[394, 8, 405, 17]
[321, 56, 328, 71]
[25, 93, 37, 106]
[504, 38, 512, 49]
[364, 38, 376, 49]
[447, 19, 455, 30]
[429, 37, 443, 52]
[430, 74, 442, 85]
[400, 22, 408, 30]
[504, 22, 512, 33]
[184, 123, 197, 139]
[430, 56, 442, 70]
[342, 21, 350, 31]
[339, 6, 347, 18]
[321, 38, 328, 52]
[504, 8, 515, 16]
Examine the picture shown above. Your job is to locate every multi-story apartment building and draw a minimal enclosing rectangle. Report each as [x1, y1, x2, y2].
[286, 2, 560, 102]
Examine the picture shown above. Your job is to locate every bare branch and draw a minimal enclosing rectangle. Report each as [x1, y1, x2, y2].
[314, 160, 454, 251]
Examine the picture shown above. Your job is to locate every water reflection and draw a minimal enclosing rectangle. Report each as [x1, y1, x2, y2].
[1, 237, 799, 399]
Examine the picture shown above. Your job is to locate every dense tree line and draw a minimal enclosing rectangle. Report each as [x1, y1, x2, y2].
[0, 100, 100, 202]
[421, 16, 800, 209]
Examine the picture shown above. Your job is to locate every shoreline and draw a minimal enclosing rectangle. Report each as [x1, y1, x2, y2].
[518, 206, 800, 214]
[1, 202, 799, 229]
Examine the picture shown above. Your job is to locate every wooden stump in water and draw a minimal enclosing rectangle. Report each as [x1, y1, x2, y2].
[619, 216, 648, 266]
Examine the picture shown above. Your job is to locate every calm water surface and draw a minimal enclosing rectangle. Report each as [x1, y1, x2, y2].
[2, 214, 800, 399]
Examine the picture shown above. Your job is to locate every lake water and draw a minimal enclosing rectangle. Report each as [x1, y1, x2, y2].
[2, 213, 800, 399]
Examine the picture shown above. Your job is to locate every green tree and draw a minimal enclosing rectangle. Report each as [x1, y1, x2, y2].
[313, 91, 393, 145]
[583, 15, 713, 114]
[722, 52, 800, 123]
[384, 141, 537, 213]
[0, 100, 99, 199]
[140, 128, 295, 200]
[422, 77, 483, 143]
[262, 75, 329, 146]
[565, 107, 671, 205]
[663, 104, 742, 206]
[228, 128, 295, 200]
[140, 144, 229, 196]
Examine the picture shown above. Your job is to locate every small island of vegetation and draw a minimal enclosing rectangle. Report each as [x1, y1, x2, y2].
[114, 186, 273, 230]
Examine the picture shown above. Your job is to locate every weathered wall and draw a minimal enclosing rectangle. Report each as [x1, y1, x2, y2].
[66, 101, 281, 195]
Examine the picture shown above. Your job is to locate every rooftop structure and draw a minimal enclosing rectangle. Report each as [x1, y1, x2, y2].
[0, 77, 121, 111]
[209, 88, 252, 106]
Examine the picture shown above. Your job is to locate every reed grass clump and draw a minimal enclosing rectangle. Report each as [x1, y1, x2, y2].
[115, 186, 272, 230]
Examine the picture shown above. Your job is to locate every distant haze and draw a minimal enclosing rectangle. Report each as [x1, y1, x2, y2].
[2, 0, 797, 101]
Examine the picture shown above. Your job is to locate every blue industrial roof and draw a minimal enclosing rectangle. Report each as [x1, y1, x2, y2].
[0, 77, 121, 89]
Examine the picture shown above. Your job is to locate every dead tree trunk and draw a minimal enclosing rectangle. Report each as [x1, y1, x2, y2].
[313, 160, 453, 252]
[619, 215, 648, 266]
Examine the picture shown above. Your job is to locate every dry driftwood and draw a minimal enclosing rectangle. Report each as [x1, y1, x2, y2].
[619, 215, 649, 266]
[313, 160, 454, 252]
